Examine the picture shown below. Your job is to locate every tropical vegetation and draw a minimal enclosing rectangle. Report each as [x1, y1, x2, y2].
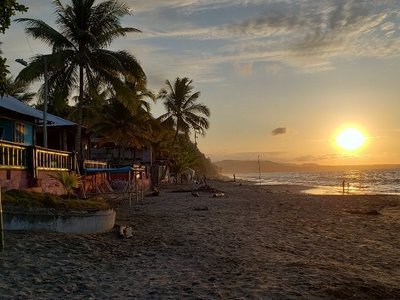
[159, 77, 210, 146]
[50, 171, 82, 196]
[0, 0, 27, 33]
[16, 0, 146, 155]
[1, 76, 35, 102]
[0, 1, 28, 96]
[2, 189, 110, 211]
[2, 0, 216, 180]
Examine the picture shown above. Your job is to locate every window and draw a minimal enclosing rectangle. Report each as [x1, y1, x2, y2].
[15, 122, 25, 143]
[0, 127, 4, 140]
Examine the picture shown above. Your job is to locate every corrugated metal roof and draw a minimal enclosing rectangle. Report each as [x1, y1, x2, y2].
[47, 112, 76, 127]
[0, 95, 76, 126]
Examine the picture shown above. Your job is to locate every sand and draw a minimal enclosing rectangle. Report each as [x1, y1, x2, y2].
[1, 180, 400, 299]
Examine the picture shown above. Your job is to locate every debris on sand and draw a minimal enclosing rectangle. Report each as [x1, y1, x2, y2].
[212, 192, 225, 198]
[192, 206, 208, 211]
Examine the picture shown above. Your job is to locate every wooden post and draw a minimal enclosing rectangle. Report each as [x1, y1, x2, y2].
[135, 173, 139, 204]
[0, 187, 4, 251]
[258, 154, 261, 186]
[128, 170, 132, 207]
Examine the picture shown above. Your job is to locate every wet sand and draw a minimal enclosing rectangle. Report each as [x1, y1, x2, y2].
[1, 180, 399, 299]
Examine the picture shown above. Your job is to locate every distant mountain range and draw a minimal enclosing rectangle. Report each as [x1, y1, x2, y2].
[214, 160, 400, 174]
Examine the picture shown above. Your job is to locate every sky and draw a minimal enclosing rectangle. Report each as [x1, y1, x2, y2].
[2, 0, 400, 165]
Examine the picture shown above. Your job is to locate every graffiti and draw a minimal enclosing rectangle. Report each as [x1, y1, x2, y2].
[110, 179, 129, 190]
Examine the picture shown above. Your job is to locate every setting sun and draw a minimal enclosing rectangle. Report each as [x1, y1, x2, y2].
[336, 128, 366, 151]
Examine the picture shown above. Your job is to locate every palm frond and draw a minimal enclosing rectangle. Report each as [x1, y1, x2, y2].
[16, 18, 75, 50]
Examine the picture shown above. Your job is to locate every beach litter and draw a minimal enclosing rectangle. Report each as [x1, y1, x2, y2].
[119, 225, 133, 238]
[212, 192, 225, 198]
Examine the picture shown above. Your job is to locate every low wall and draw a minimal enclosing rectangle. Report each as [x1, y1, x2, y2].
[0, 169, 68, 195]
[0, 169, 29, 190]
[3, 207, 116, 233]
[36, 170, 66, 195]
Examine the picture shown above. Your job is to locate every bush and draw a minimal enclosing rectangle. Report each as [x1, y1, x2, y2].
[49, 171, 81, 196]
[1, 189, 110, 212]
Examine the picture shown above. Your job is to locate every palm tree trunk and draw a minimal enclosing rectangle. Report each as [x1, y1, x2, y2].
[75, 65, 84, 158]
[172, 125, 179, 146]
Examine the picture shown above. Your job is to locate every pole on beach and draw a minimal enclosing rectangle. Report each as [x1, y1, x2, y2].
[0, 187, 4, 251]
[258, 155, 261, 185]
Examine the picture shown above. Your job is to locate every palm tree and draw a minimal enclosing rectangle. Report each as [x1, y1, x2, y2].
[0, 44, 9, 97]
[159, 77, 210, 146]
[90, 99, 152, 163]
[16, 0, 146, 154]
[2, 76, 35, 102]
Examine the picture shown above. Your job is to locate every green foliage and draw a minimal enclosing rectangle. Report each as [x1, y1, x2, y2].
[0, 0, 27, 33]
[2, 189, 110, 211]
[193, 150, 218, 177]
[16, 0, 146, 155]
[0, 54, 9, 97]
[49, 172, 81, 196]
[1, 76, 35, 101]
[89, 97, 154, 163]
[170, 135, 218, 178]
[0, 1, 27, 96]
[170, 136, 198, 175]
[159, 77, 210, 146]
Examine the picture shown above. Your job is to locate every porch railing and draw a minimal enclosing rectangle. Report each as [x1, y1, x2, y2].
[34, 146, 73, 171]
[0, 141, 76, 175]
[0, 141, 28, 169]
[83, 159, 108, 169]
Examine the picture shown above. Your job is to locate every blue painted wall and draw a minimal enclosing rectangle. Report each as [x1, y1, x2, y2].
[24, 123, 33, 145]
[0, 118, 34, 145]
[0, 118, 13, 141]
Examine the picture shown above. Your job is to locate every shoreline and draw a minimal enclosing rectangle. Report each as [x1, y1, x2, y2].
[222, 175, 400, 196]
[1, 179, 399, 299]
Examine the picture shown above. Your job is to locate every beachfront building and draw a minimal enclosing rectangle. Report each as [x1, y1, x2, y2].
[89, 139, 152, 166]
[0, 95, 90, 152]
[87, 138, 153, 192]
[0, 96, 150, 194]
[0, 96, 82, 193]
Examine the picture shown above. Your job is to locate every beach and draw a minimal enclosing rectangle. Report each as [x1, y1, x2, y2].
[1, 180, 400, 299]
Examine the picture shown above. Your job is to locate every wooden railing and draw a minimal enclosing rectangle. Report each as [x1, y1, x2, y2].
[0, 141, 28, 169]
[83, 159, 108, 169]
[0, 141, 77, 175]
[35, 147, 73, 171]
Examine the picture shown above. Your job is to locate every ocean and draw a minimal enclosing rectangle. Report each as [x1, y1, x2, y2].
[230, 168, 400, 195]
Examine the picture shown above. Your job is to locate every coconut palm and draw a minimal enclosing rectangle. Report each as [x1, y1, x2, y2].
[90, 99, 153, 163]
[16, 0, 146, 154]
[0, 44, 8, 97]
[2, 76, 35, 102]
[159, 77, 210, 146]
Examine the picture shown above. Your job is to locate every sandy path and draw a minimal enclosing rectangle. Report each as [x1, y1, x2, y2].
[0, 180, 399, 299]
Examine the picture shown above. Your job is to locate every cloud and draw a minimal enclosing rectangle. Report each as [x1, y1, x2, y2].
[272, 127, 286, 136]
[7, 0, 400, 89]
[267, 63, 283, 74]
[234, 62, 252, 76]
[128, 0, 269, 14]
[135, 0, 400, 73]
